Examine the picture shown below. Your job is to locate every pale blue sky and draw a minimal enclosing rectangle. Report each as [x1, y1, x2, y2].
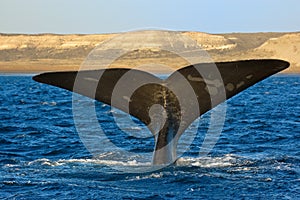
[1, 0, 299, 34]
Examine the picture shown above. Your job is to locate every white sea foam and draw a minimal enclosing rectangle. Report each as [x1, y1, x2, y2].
[62, 158, 151, 167]
[176, 154, 239, 168]
[26, 154, 242, 169]
[27, 158, 64, 167]
[131, 172, 164, 180]
[27, 157, 151, 167]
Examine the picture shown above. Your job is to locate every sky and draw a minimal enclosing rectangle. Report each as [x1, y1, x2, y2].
[0, 0, 299, 34]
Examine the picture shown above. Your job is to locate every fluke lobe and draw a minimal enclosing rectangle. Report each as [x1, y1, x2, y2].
[33, 59, 289, 166]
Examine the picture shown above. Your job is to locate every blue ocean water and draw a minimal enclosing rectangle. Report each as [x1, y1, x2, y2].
[0, 74, 299, 199]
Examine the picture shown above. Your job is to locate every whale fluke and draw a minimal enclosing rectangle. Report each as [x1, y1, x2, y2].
[33, 59, 289, 165]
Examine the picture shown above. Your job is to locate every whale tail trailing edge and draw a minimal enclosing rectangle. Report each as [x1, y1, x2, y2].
[33, 59, 289, 165]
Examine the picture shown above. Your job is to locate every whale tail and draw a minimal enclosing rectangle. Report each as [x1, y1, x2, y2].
[33, 59, 289, 165]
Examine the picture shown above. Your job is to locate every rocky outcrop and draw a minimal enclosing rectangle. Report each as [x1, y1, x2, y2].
[183, 32, 237, 50]
[0, 34, 113, 61]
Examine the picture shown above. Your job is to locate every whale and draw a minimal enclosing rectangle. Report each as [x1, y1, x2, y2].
[33, 59, 289, 165]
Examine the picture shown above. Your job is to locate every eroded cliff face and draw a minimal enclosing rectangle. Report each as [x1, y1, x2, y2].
[0, 31, 299, 73]
[0, 34, 113, 60]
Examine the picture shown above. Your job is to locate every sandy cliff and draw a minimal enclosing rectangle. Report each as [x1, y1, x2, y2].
[0, 31, 299, 73]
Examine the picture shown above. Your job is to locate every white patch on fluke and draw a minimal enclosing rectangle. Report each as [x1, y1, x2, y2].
[236, 81, 245, 89]
[187, 74, 223, 88]
[187, 74, 204, 82]
[246, 74, 253, 79]
[123, 96, 131, 102]
[84, 77, 99, 82]
[226, 83, 235, 91]
[206, 86, 218, 96]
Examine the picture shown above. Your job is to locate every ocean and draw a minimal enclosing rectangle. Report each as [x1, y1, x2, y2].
[0, 74, 299, 199]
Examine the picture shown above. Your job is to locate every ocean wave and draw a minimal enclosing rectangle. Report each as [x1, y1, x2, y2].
[18, 154, 298, 175]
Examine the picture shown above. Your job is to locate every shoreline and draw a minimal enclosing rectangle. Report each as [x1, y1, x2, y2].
[1, 68, 299, 75]
[0, 60, 298, 74]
